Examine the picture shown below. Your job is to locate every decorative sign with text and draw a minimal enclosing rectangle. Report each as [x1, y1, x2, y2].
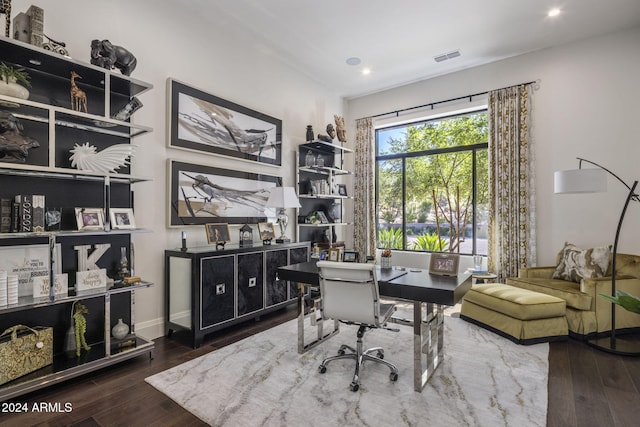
[32, 273, 69, 298]
[76, 269, 107, 292]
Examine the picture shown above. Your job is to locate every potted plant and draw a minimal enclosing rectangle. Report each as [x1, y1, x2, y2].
[0, 62, 31, 101]
[381, 248, 392, 269]
[599, 290, 640, 314]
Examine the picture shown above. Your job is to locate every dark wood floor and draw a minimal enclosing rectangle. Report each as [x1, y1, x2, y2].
[1, 306, 639, 427]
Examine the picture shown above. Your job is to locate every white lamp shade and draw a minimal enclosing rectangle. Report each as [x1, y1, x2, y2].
[554, 169, 607, 194]
[265, 186, 301, 208]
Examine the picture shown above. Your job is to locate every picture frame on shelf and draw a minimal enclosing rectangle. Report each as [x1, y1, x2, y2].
[428, 253, 460, 276]
[336, 184, 348, 197]
[342, 250, 359, 263]
[167, 79, 282, 166]
[110, 208, 136, 230]
[168, 159, 281, 226]
[258, 222, 275, 242]
[205, 223, 231, 245]
[76, 268, 108, 292]
[75, 208, 105, 230]
[328, 248, 341, 262]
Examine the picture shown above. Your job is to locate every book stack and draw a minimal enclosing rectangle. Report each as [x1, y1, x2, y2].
[9, 195, 45, 233]
[6, 274, 18, 305]
[0, 270, 7, 307]
[0, 199, 11, 233]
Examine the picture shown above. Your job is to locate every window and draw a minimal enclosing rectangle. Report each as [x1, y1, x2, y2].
[376, 111, 488, 255]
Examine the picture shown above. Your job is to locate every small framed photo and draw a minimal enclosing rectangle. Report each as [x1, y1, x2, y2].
[258, 222, 275, 241]
[342, 250, 359, 263]
[110, 208, 136, 229]
[205, 223, 231, 244]
[336, 184, 347, 197]
[328, 248, 341, 262]
[429, 253, 460, 276]
[75, 208, 105, 230]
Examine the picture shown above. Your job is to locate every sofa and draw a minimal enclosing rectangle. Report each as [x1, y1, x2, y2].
[506, 251, 640, 339]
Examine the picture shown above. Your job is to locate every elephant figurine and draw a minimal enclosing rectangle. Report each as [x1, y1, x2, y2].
[90, 39, 137, 76]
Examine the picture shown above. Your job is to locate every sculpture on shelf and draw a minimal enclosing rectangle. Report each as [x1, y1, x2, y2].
[317, 133, 332, 143]
[113, 96, 142, 121]
[0, 0, 11, 38]
[42, 34, 69, 57]
[326, 123, 336, 140]
[70, 71, 88, 113]
[335, 115, 346, 143]
[73, 302, 91, 357]
[306, 125, 314, 142]
[0, 110, 39, 162]
[90, 39, 137, 76]
[69, 142, 135, 174]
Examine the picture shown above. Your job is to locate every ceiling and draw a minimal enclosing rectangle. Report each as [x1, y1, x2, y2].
[185, 0, 640, 99]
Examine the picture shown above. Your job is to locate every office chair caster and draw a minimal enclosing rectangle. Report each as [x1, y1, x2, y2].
[350, 382, 359, 392]
[319, 365, 327, 374]
[390, 372, 398, 382]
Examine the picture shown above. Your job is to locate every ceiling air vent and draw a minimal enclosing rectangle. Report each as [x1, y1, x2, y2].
[434, 49, 461, 63]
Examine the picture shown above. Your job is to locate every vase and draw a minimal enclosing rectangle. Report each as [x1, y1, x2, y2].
[112, 318, 130, 340]
[0, 78, 30, 101]
[381, 257, 392, 269]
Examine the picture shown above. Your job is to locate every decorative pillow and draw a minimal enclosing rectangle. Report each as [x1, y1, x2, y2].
[552, 242, 612, 283]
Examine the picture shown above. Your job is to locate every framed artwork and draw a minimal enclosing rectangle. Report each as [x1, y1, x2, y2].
[328, 248, 341, 262]
[429, 253, 460, 276]
[110, 208, 136, 229]
[168, 159, 281, 226]
[205, 223, 231, 244]
[167, 79, 282, 166]
[75, 208, 105, 230]
[76, 268, 108, 292]
[343, 251, 359, 263]
[336, 184, 348, 197]
[258, 222, 275, 241]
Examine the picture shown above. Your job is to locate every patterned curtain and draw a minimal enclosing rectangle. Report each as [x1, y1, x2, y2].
[354, 117, 376, 259]
[488, 84, 536, 280]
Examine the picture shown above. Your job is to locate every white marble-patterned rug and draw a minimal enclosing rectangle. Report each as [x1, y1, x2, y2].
[146, 306, 548, 426]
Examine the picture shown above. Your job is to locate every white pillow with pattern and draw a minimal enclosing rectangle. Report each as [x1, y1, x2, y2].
[552, 242, 611, 283]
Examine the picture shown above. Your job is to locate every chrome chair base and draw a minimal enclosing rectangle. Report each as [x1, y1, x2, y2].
[318, 325, 399, 392]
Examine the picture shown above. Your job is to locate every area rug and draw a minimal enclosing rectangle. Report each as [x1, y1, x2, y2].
[146, 306, 548, 426]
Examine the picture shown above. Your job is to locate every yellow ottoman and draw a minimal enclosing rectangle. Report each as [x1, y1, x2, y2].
[460, 283, 568, 345]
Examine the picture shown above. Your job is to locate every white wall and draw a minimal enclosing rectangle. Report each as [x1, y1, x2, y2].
[347, 26, 640, 267]
[11, 0, 344, 338]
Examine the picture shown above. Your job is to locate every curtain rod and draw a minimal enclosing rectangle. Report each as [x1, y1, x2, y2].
[365, 79, 540, 120]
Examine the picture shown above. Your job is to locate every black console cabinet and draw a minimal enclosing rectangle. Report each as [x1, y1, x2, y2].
[165, 242, 309, 348]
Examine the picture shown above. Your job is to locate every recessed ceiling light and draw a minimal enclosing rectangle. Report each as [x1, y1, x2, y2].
[548, 8, 561, 17]
[362, 68, 371, 75]
[346, 57, 361, 66]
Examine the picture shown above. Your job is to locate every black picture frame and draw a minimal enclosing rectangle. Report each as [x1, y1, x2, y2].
[428, 253, 460, 276]
[168, 159, 282, 226]
[167, 79, 282, 166]
[205, 223, 231, 244]
[337, 184, 347, 197]
[343, 251, 359, 263]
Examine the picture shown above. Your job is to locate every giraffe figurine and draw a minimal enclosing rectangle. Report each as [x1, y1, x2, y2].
[0, 0, 10, 38]
[70, 71, 88, 113]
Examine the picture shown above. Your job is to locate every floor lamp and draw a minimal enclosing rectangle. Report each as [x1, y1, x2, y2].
[554, 157, 640, 355]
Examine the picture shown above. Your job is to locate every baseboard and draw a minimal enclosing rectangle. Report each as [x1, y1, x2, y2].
[135, 316, 165, 340]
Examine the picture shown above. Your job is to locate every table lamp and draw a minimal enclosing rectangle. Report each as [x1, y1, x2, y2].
[265, 186, 301, 243]
[555, 157, 639, 355]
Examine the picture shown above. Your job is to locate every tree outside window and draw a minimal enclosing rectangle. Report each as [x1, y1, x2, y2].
[376, 112, 488, 255]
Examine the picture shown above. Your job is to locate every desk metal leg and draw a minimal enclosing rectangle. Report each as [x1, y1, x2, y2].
[297, 283, 339, 354]
[414, 302, 444, 392]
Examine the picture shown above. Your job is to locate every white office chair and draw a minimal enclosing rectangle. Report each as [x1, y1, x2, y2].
[316, 261, 399, 392]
